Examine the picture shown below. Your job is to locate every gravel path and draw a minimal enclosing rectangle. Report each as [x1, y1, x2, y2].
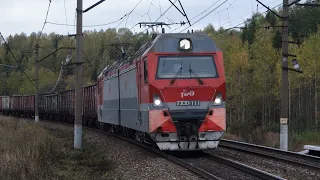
[210, 147, 320, 180]
[41, 122, 202, 180]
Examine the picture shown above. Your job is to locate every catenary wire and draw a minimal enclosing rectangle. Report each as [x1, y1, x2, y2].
[171, 0, 281, 33]
[154, 0, 178, 22]
[220, 0, 282, 27]
[63, 0, 69, 34]
[212, 2, 283, 37]
[170, 0, 223, 32]
[0, 32, 38, 90]
[125, 0, 144, 28]
[35, 0, 52, 47]
[48, 0, 144, 29]
[179, 0, 228, 32]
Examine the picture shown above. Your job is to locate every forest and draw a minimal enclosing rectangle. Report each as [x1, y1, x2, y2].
[1, 1, 320, 150]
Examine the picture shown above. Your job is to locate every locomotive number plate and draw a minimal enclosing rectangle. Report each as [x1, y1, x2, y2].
[176, 100, 200, 106]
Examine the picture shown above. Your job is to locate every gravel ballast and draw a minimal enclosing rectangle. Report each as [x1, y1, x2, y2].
[184, 157, 258, 180]
[211, 147, 320, 180]
[41, 122, 202, 180]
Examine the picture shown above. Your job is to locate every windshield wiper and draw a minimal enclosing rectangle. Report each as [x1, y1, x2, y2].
[169, 61, 183, 85]
[188, 62, 204, 85]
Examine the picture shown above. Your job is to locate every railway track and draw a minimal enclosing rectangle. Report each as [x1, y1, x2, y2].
[220, 139, 320, 170]
[3, 116, 286, 179]
[179, 151, 284, 180]
[38, 119, 284, 180]
[93, 129, 221, 180]
[205, 153, 284, 180]
[38, 120, 219, 180]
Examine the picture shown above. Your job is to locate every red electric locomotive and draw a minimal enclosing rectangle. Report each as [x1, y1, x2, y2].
[97, 32, 226, 151]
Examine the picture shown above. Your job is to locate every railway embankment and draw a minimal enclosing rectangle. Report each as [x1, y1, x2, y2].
[0, 116, 201, 180]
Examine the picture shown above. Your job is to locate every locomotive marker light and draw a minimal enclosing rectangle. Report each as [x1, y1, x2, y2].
[179, 38, 192, 51]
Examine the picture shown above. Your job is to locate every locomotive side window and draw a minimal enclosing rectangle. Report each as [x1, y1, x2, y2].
[143, 57, 148, 83]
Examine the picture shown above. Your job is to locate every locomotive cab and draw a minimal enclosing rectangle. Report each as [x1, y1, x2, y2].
[145, 33, 226, 151]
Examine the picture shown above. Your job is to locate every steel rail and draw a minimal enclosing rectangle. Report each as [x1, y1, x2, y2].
[206, 153, 285, 180]
[90, 128, 221, 180]
[220, 139, 320, 170]
[42, 119, 281, 180]
[38, 120, 221, 180]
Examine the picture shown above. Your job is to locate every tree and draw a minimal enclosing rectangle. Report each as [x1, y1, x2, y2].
[265, 11, 277, 29]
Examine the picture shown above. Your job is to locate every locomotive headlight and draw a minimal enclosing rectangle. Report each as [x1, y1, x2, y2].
[154, 99, 161, 106]
[213, 93, 222, 105]
[179, 38, 192, 50]
[153, 94, 163, 107]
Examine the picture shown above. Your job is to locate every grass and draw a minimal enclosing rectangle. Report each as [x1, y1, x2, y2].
[0, 116, 114, 180]
[224, 122, 320, 151]
[290, 131, 320, 151]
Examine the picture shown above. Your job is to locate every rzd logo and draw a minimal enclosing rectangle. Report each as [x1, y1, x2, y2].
[181, 90, 195, 98]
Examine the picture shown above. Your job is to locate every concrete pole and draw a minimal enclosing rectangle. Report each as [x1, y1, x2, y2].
[74, 0, 84, 149]
[35, 43, 40, 123]
[280, 0, 289, 151]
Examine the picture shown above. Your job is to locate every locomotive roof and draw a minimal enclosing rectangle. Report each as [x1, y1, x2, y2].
[143, 32, 218, 55]
[98, 32, 218, 78]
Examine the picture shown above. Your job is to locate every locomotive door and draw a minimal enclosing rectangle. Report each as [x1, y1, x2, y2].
[137, 60, 142, 104]
[137, 59, 143, 125]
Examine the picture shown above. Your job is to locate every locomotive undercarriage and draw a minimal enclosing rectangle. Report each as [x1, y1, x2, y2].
[150, 131, 224, 151]
[96, 121, 157, 146]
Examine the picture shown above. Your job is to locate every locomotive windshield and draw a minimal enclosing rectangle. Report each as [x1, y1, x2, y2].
[156, 56, 218, 79]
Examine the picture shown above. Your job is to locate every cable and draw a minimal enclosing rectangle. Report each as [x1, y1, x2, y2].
[49, 0, 144, 29]
[0, 32, 38, 90]
[170, 0, 222, 32]
[148, 0, 175, 23]
[170, 0, 191, 26]
[130, 0, 169, 32]
[46, 64, 64, 94]
[155, 0, 178, 22]
[116, 0, 145, 30]
[212, 2, 283, 37]
[220, 0, 282, 27]
[174, 0, 236, 32]
[47, 15, 126, 27]
[195, 0, 223, 22]
[115, 16, 128, 29]
[216, 0, 237, 14]
[147, 0, 154, 13]
[171, 0, 280, 33]
[179, 0, 228, 32]
[125, 0, 144, 28]
[212, 22, 245, 36]
[63, 0, 69, 34]
[228, 2, 282, 28]
[35, 0, 52, 47]
[73, 10, 77, 34]
[230, 4, 245, 22]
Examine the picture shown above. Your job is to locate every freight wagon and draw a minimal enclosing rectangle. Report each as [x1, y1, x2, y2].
[0, 85, 97, 124]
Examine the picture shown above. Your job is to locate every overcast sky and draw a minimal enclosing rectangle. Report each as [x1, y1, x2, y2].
[0, 0, 289, 38]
